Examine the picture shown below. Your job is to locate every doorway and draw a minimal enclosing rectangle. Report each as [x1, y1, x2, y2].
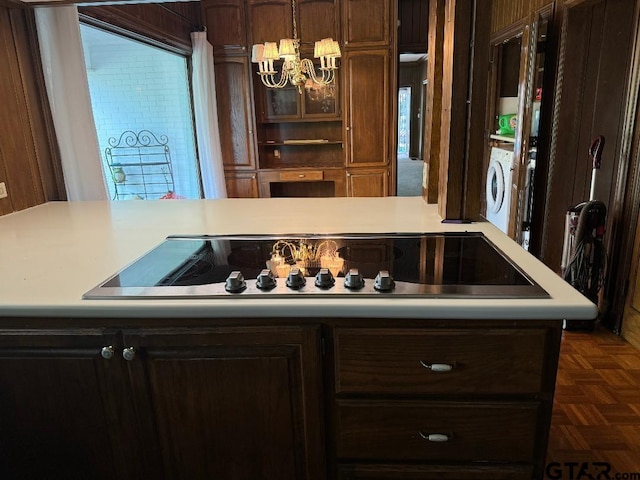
[395, 0, 428, 197]
[396, 85, 422, 196]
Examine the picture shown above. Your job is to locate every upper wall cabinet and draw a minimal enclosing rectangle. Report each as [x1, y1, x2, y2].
[248, 0, 293, 46]
[398, 0, 428, 53]
[298, 0, 340, 48]
[201, 0, 249, 55]
[342, 0, 391, 48]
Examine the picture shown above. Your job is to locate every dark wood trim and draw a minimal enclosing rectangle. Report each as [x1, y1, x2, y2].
[423, 0, 444, 204]
[604, 0, 640, 333]
[540, 3, 569, 265]
[12, 8, 66, 201]
[389, 0, 399, 197]
[0, 0, 25, 8]
[528, 2, 557, 258]
[462, 0, 491, 221]
[490, 18, 527, 46]
[78, 2, 200, 55]
[438, 0, 491, 221]
[438, 0, 472, 219]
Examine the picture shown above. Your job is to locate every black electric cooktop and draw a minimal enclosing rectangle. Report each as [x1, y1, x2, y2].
[83, 232, 548, 299]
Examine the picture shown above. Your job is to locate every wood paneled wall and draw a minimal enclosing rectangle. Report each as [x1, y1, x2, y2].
[491, 0, 553, 33]
[78, 2, 201, 53]
[0, 6, 64, 216]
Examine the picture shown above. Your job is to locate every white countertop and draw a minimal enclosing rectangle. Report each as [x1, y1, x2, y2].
[0, 198, 598, 320]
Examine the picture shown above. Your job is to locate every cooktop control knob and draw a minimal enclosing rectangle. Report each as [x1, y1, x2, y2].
[286, 268, 306, 290]
[225, 271, 247, 293]
[314, 268, 335, 289]
[373, 270, 395, 292]
[256, 269, 277, 290]
[344, 269, 365, 290]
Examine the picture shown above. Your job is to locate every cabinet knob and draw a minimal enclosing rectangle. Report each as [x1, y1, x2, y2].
[101, 346, 114, 360]
[122, 347, 136, 361]
[419, 361, 454, 372]
[298, 174, 305, 178]
[419, 432, 452, 442]
[346, 126, 351, 131]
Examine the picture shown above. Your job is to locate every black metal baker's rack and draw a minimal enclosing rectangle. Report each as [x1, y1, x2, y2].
[105, 130, 175, 200]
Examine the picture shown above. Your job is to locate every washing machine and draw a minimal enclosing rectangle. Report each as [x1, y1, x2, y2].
[485, 147, 514, 234]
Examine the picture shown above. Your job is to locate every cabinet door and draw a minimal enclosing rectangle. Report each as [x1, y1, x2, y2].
[123, 326, 324, 480]
[214, 57, 258, 170]
[347, 168, 388, 197]
[343, 0, 391, 48]
[248, 0, 293, 46]
[225, 171, 259, 197]
[0, 331, 140, 480]
[201, 0, 248, 55]
[299, 0, 340, 48]
[344, 50, 391, 167]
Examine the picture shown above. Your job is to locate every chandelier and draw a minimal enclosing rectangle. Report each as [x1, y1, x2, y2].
[250, 0, 341, 94]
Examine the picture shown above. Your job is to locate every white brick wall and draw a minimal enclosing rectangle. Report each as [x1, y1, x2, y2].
[81, 25, 201, 200]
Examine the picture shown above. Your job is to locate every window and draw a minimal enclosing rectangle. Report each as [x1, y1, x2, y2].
[80, 24, 202, 200]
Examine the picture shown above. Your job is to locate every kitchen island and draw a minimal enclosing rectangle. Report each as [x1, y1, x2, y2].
[0, 198, 596, 480]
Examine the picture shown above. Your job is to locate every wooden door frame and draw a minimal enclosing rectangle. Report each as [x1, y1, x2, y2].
[605, 0, 640, 332]
[484, 20, 529, 239]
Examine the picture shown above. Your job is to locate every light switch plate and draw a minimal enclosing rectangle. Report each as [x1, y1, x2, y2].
[0, 182, 7, 199]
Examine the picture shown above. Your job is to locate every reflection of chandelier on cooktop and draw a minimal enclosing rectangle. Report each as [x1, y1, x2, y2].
[250, 0, 341, 94]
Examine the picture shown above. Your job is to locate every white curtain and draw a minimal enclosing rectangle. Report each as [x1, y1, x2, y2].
[35, 6, 107, 201]
[191, 31, 227, 199]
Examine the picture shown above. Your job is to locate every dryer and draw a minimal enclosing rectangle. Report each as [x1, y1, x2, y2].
[485, 147, 514, 234]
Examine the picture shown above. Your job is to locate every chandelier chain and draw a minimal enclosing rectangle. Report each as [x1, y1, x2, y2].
[291, 0, 298, 40]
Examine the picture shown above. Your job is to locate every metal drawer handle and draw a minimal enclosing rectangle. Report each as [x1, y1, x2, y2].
[419, 432, 452, 442]
[420, 361, 454, 372]
[298, 174, 305, 178]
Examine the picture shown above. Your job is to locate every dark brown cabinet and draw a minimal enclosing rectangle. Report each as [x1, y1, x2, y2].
[123, 327, 324, 480]
[347, 168, 388, 196]
[247, 0, 293, 46]
[298, 0, 340, 48]
[0, 331, 140, 480]
[330, 326, 560, 480]
[214, 56, 258, 171]
[0, 326, 323, 480]
[337, 464, 534, 479]
[204, 0, 396, 198]
[201, 0, 249, 55]
[225, 171, 259, 197]
[342, 0, 392, 48]
[344, 50, 391, 168]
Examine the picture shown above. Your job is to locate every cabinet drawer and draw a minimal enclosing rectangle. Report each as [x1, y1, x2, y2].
[336, 400, 539, 462]
[334, 328, 547, 394]
[338, 463, 533, 479]
[279, 170, 324, 182]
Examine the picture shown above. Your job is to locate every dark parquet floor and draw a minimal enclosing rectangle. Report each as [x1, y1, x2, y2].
[546, 326, 640, 476]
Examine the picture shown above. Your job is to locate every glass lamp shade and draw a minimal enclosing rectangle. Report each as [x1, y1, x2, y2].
[278, 38, 296, 58]
[262, 42, 280, 61]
